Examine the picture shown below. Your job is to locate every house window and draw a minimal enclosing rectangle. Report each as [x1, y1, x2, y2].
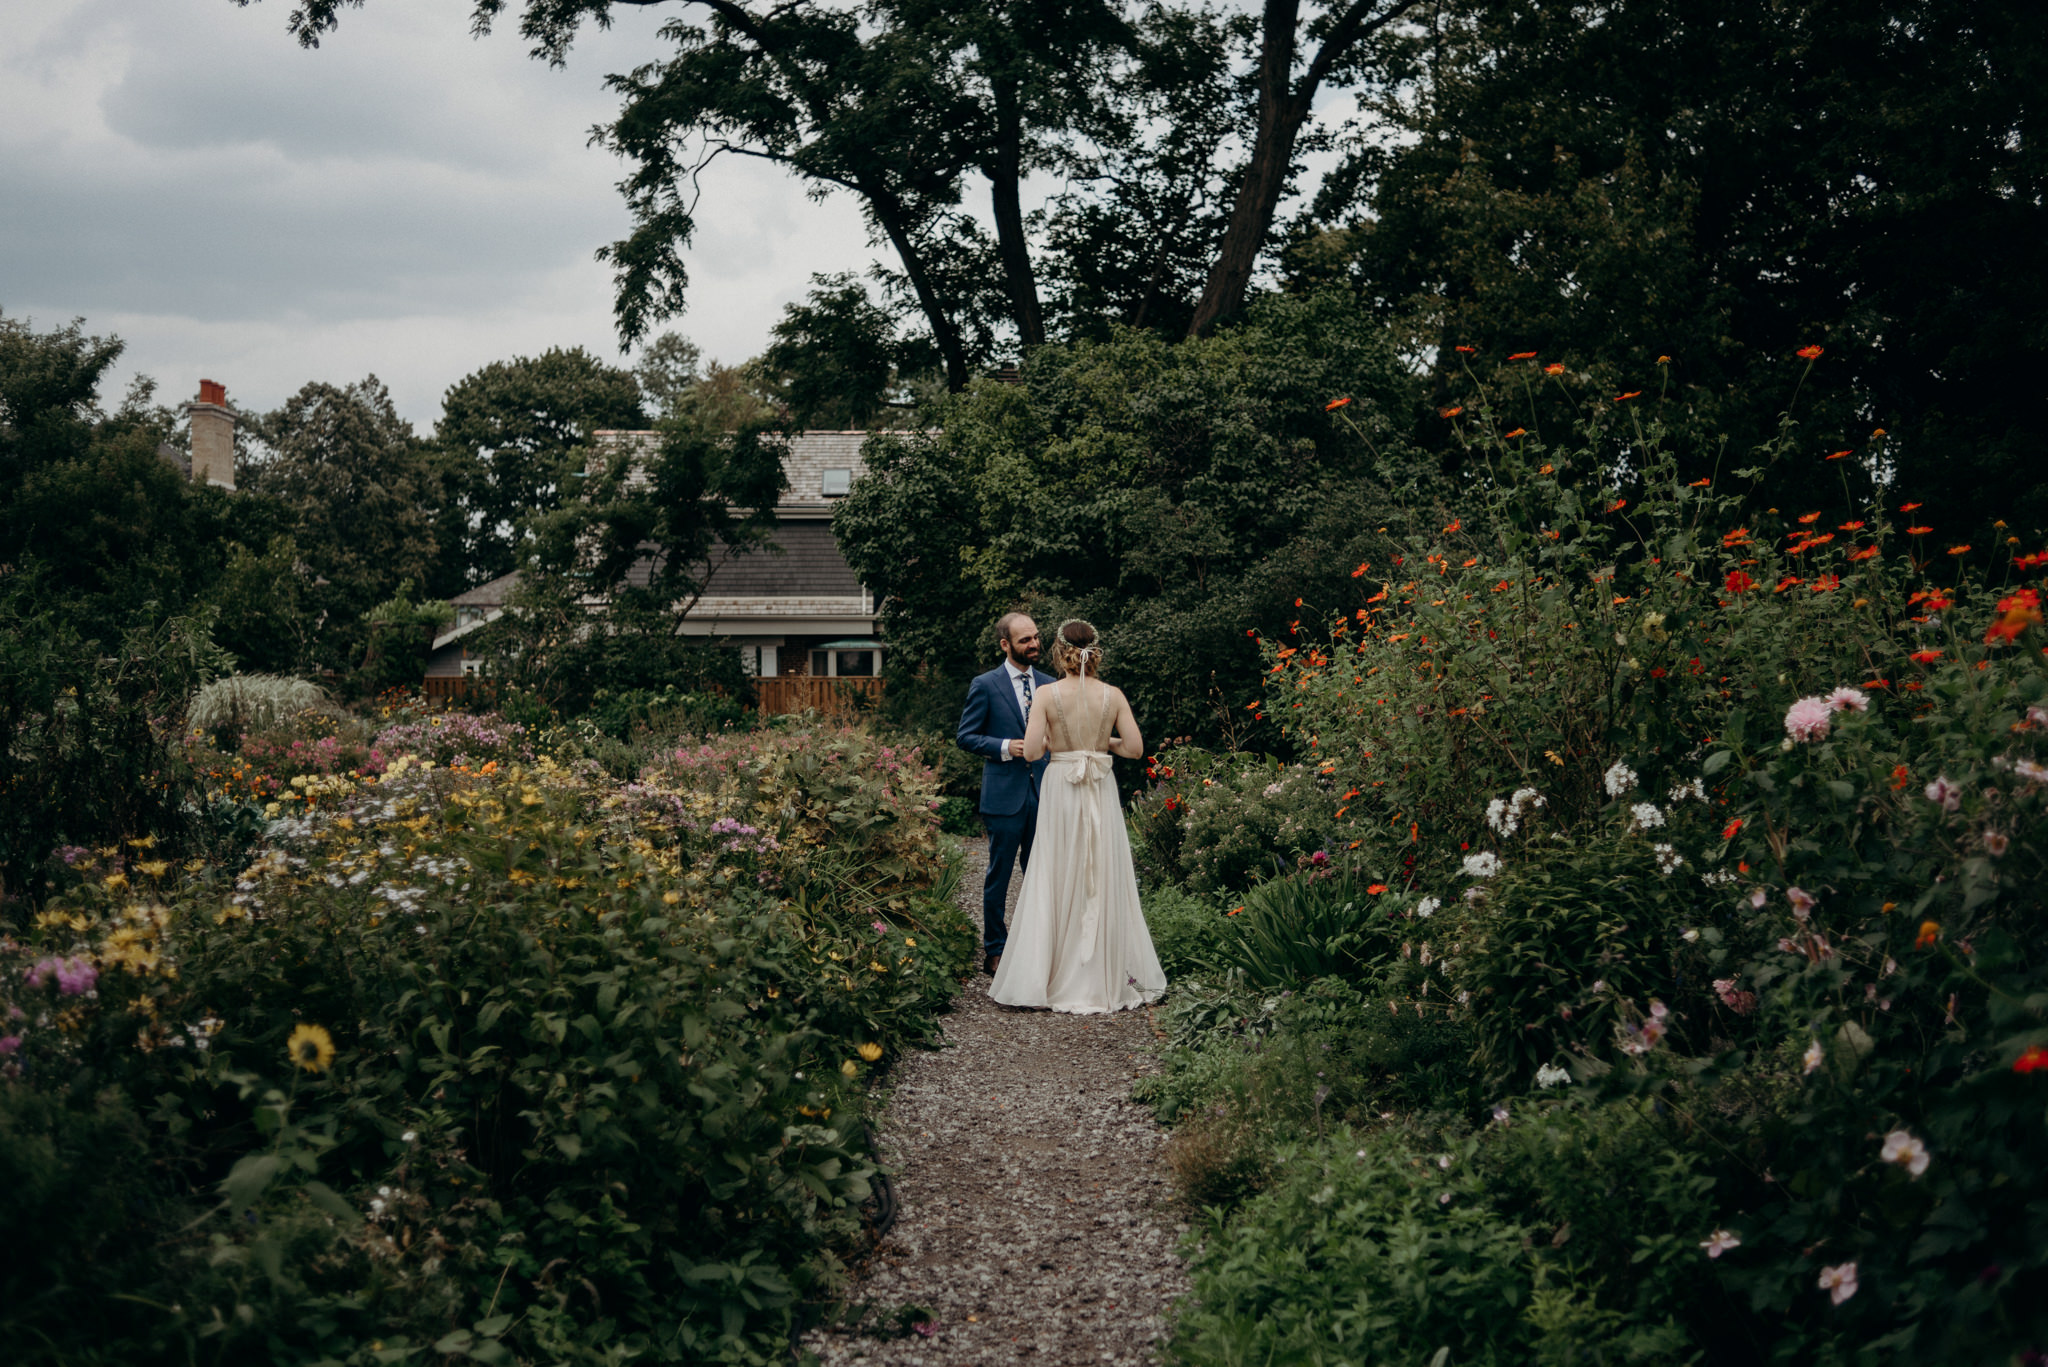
[821, 468, 852, 497]
[810, 641, 883, 677]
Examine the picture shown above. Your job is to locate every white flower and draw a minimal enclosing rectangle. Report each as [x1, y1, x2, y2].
[1438, 1191, 1452, 1205]
[1436, 1154, 1452, 1169]
[1682, 927, 1700, 942]
[1701, 1229, 1741, 1259]
[1535, 1064, 1571, 1088]
[1668, 777, 1707, 803]
[2019, 759, 2048, 785]
[1604, 760, 1637, 797]
[1818, 1261, 1859, 1305]
[1925, 776, 1962, 810]
[1263, 782, 1284, 798]
[1462, 852, 1503, 879]
[1486, 797, 1514, 835]
[1654, 843, 1684, 874]
[1631, 802, 1666, 830]
[1750, 889, 1768, 909]
[401, 1130, 418, 1143]
[1701, 868, 1736, 887]
[1803, 1040, 1825, 1075]
[1984, 830, 2009, 856]
[1416, 896, 1441, 919]
[1491, 1105, 1510, 1123]
[1880, 1128, 1930, 1177]
[1512, 786, 1545, 810]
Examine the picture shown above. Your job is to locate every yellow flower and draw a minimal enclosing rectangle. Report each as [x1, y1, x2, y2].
[904, 937, 917, 947]
[857, 1042, 883, 1062]
[127, 834, 158, 849]
[869, 960, 889, 973]
[840, 1059, 860, 1078]
[520, 790, 542, 807]
[135, 860, 170, 878]
[288, 1024, 337, 1074]
[103, 872, 129, 891]
[662, 891, 682, 905]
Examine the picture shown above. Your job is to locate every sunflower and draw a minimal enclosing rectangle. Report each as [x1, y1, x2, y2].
[287, 1023, 336, 1074]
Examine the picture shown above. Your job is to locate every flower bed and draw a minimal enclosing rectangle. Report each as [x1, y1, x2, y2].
[1140, 360, 2048, 1364]
[3, 723, 974, 1365]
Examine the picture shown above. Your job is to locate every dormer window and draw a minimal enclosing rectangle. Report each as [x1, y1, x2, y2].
[821, 468, 852, 497]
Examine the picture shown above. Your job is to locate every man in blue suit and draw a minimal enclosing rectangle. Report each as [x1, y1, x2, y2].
[956, 612, 1056, 976]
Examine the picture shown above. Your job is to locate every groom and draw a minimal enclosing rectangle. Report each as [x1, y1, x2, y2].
[956, 612, 1056, 976]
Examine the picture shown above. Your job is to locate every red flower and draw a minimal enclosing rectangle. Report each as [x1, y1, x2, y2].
[1890, 764, 1909, 789]
[1811, 575, 1841, 592]
[1366, 883, 1389, 894]
[1839, 521, 1866, 531]
[1849, 545, 1881, 561]
[1910, 650, 1942, 664]
[1825, 450, 1852, 461]
[1797, 511, 1823, 524]
[1948, 544, 1972, 556]
[1503, 427, 1528, 438]
[1722, 818, 1742, 840]
[2015, 1045, 2048, 1074]
[1455, 345, 1476, 354]
[1613, 391, 1642, 402]
[1649, 666, 1667, 678]
[1325, 396, 1353, 411]
[1688, 477, 1711, 487]
[1544, 363, 1565, 375]
[1607, 498, 1628, 513]
[1900, 502, 1923, 512]
[1796, 345, 1825, 360]
[1351, 562, 1370, 578]
[1725, 570, 1756, 594]
[1443, 519, 1462, 534]
[1508, 351, 1538, 361]
[1906, 525, 1934, 536]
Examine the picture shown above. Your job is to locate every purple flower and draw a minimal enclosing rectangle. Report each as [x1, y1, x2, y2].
[27, 955, 98, 996]
[911, 1321, 936, 1338]
[0, 1035, 21, 1054]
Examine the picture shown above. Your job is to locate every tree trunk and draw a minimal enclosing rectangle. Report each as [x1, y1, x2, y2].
[1186, 0, 1423, 337]
[865, 183, 973, 391]
[988, 80, 1048, 350]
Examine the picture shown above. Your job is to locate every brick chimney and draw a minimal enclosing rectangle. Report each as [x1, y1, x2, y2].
[186, 379, 236, 490]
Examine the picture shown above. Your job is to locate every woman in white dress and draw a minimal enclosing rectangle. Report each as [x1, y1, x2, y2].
[989, 620, 1168, 1014]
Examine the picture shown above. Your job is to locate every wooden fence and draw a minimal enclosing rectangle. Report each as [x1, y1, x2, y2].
[755, 676, 884, 717]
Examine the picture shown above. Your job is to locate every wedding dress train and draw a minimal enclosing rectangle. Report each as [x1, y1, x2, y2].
[989, 682, 1167, 1014]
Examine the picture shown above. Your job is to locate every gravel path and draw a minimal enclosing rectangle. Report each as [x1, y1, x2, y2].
[801, 837, 1190, 1366]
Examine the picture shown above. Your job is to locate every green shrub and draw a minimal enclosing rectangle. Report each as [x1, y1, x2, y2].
[1141, 883, 1232, 978]
[1216, 868, 1408, 989]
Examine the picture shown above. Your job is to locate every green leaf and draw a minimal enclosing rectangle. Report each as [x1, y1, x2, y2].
[1703, 750, 1734, 776]
[303, 1181, 360, 1227]
[219, 1153, 282, 1210]
[553, 1132, 582, 1160]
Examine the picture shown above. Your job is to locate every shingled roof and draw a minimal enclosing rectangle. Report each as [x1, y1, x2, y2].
[587, 429, 870, 516]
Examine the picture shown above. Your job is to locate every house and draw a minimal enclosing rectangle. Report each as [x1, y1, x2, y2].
[424, 431, 885, 702]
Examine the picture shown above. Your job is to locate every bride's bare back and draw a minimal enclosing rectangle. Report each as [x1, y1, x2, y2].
[1022, 675, 1144, 761]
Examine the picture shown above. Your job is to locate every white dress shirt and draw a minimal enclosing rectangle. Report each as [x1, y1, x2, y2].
[1001, 659, 1033, 759]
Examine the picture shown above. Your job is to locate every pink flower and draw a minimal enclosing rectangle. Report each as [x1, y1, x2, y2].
[1826, 686, 1870, 713]
[1819, 1261, 1859, 1305]
[0, 1035, 20, 1055]
[1713, 978, 1757, 1014]
[1784, 695, 1833, 742]
[1787, 887, 1817, 920]
[1924, 776, 1961, 811]
[872, 920, 888, 933]
[1701, 1229, 1741, 1258]
[1984, 831, 2008, 856]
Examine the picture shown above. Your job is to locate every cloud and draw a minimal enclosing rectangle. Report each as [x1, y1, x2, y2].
[0, 0, 878, 425]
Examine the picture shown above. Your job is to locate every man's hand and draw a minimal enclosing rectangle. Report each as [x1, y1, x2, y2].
[1008, 739, 1027, 758]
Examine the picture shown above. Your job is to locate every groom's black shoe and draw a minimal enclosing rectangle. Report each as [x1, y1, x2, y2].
[984, 953, 1001, 977]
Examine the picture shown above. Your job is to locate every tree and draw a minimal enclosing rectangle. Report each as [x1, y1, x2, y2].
[759, 274, 907, 429]
[1306, 0, 2048, 528]
[242, 377, 444, 672]
[1183, 0, 1425, 336]
[435, 346, 645, 587]
[633, 331, 705, 422]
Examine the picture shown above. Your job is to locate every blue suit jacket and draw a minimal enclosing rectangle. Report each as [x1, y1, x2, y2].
[957, 664, 1057, 815]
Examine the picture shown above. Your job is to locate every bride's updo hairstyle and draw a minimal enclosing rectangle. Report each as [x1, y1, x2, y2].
[1050, 619, 1103, 678]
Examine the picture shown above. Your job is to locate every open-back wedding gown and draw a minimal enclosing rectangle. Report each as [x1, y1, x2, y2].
[989, 677, 1167, 1014]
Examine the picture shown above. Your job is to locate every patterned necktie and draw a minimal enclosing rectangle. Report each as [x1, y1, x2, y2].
[1020, 670, 1033, 720]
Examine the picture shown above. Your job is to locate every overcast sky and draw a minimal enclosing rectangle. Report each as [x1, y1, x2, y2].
[1, 0, 883, 428]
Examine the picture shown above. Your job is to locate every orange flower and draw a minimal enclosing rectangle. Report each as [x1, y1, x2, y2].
[1889, 764, 1909, 789]
[1947, 545, 1971, 556]
[1986, 590, 2043, 643]
[1796, 345, 1825, 360]
[1539, 463, 1554, 474]
[1906, 525, 1933, 535]
[1613, 391, 1642, 402]
[1849, 545, 1880, 561]
[1900, 502, 1922, 512]
[1607, 498, 1628, 513]
[1443, 519, 1461, 534]
[1325, 396, 1353, 411]
[1504, 427, 1528, 438]
[1439, 405, 1464, 418]
[1688, 477, 1711, 487]
[1797, 511, 1822, 524]
[1455, 345, 1475, 354]
[1825, 450, 1852, 461]
[1915, 920, 1940, 950]
[1811, 574, 1840, 591]
[1366, 883, 1389, 894]
[1544, 362, 1564, 375]
[1774, 575, 1804, 592]
[1508, 351, 1538, 361]
[1839, 521, 1865, 531]
[1910, 650, 1942, 664]
[1872, 427, 1887, 436]
[1656, 354, 1672, 364]
[1352, 562, 1370, 578]
[1722, 818, 1742, 840]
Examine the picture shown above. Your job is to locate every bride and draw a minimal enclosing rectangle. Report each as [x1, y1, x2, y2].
[990, 619, 1168, 1014]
